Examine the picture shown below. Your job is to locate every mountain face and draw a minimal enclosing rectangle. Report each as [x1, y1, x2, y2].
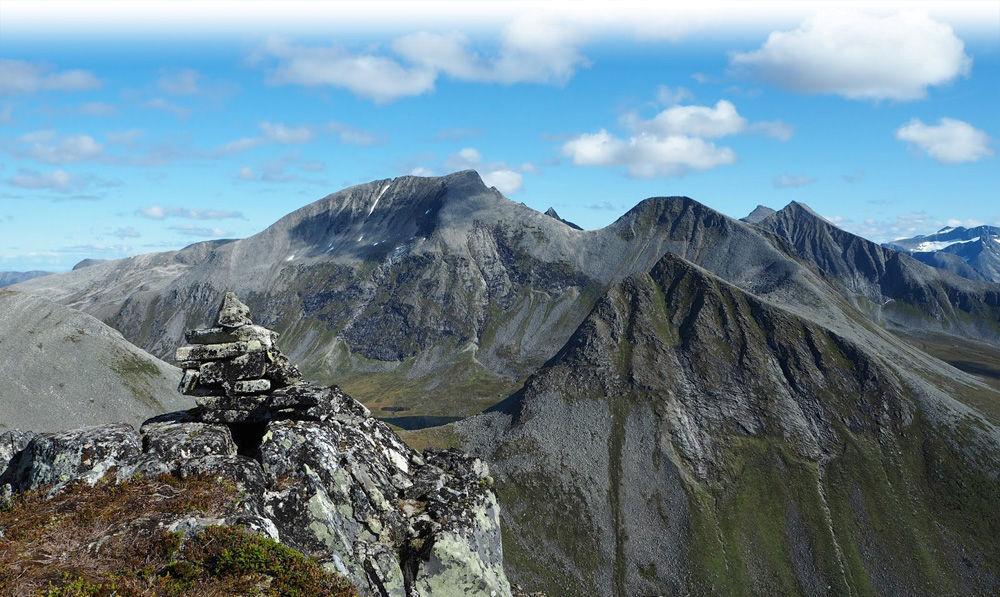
[754, 202, 1000, 344]
[460, 252, 1000, 596]
[0, 290, 191, 431]
[0, 271, 49, 287]
[884, 225, 1000, 283]
[14, 175, 1000, 421]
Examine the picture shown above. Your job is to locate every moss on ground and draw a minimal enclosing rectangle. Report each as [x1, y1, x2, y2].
[0, 474, 356, 597]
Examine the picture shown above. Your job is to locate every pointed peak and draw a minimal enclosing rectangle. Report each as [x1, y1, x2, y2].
[216, 291, 252, 328]
[543, 206, 584, 230]
[741, 204, 776, 224]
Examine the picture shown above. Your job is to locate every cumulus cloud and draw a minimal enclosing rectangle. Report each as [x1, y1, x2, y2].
[562, 129, 735, 178]
[259, 17, 587, 102]
[0, 59, 101, 94]
[15, 130, 103, 163]
[136, 206, 244, 220]
[157, 68, 201, 95]
[773, 174, 816, 188]
[422, 147, 527, 194]
[563, 97, 787, 178]
[895, 118, 992, 163]
[482, 169, 523, 194]
[625, 100, 746, 138]
[730, 11, 971, 101]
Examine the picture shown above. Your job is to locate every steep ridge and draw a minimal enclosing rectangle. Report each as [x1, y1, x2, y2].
[756, 201, 1000, 344]
[0, 291, 191, 431]
[461, 252, 1000, 596]
[13, 174, 999, 420]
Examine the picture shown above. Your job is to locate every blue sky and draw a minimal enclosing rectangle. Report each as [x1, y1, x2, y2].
[1, 2, 997, 271]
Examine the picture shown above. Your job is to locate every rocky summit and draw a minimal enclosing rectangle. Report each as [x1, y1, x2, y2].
[0, 294, 512, 597]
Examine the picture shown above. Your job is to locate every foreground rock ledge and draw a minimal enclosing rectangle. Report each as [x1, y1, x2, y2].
[0, 293, 512, 597]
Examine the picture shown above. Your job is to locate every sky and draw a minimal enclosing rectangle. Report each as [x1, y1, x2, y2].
[1, 1, 998, 272]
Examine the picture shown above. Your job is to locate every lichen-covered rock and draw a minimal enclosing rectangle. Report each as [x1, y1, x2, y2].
[0, 293, 512, 597]
[0, 424, 140, 493]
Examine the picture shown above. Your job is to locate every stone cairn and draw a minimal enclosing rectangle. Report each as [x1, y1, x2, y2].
[176, 292, 302, 417]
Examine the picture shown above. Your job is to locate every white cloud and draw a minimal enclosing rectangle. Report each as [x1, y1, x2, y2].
[0, 59, 101, 94]
[326, 121, 379, 146]
[563, 97, 785, 178]
[751, 120, 794, 141]
[17, 130, 103, 163]
[731, 11, 971, 101]
[261, 17, 586, 103]
[157, 68, 200, 95]
[262, 37, 436, 103]
[655, 85, 694, 106]
[482, 169, 523, 194]
[260, 121, 313, 144]
[220, 121, 371, 155]
[136, 206, 244, 220]
[773, 174, 816, 188]
[628, 100, 746, 138]
[168, 224, 228, 238]
[446, 147, 483, 170]
[235, 154, 326, 184]
[562, 129, 735, 177]
[6, 168, 78, 192]
[895, 118, 992, 164]
[409, 166, 436, 176]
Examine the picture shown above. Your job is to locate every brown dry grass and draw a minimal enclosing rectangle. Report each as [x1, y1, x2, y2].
[0, 474, 356, 596]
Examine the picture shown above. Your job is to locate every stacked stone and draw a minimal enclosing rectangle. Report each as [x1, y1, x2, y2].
[176, 292, 300, 407]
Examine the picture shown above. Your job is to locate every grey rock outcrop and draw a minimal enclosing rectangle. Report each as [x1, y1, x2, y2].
[0, 294, 512, 597]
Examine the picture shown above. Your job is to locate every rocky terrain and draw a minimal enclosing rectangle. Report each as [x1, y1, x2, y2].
[0, 270, 49, 287]
[0, 290, 190, 431]
[0, 294, 511, 596]
[5, 171, 1000, 595]
[14, 172, 1000, 421]
[885, 224, 1000, 283]
[460, 252, 1000, 595]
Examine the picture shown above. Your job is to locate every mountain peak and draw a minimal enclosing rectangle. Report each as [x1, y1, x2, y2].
[741, 204, 776, 224]
[543, 207, 583, 230]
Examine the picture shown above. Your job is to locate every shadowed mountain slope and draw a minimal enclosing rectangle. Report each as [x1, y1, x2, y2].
[461, 252, 1000, 596]
[756, 201, 1000, 344]
[0, 291, 190, 431]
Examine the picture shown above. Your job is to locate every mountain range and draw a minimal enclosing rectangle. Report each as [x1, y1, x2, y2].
[7, 171, 1000, 595]
[885, 225, 1000, 283]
